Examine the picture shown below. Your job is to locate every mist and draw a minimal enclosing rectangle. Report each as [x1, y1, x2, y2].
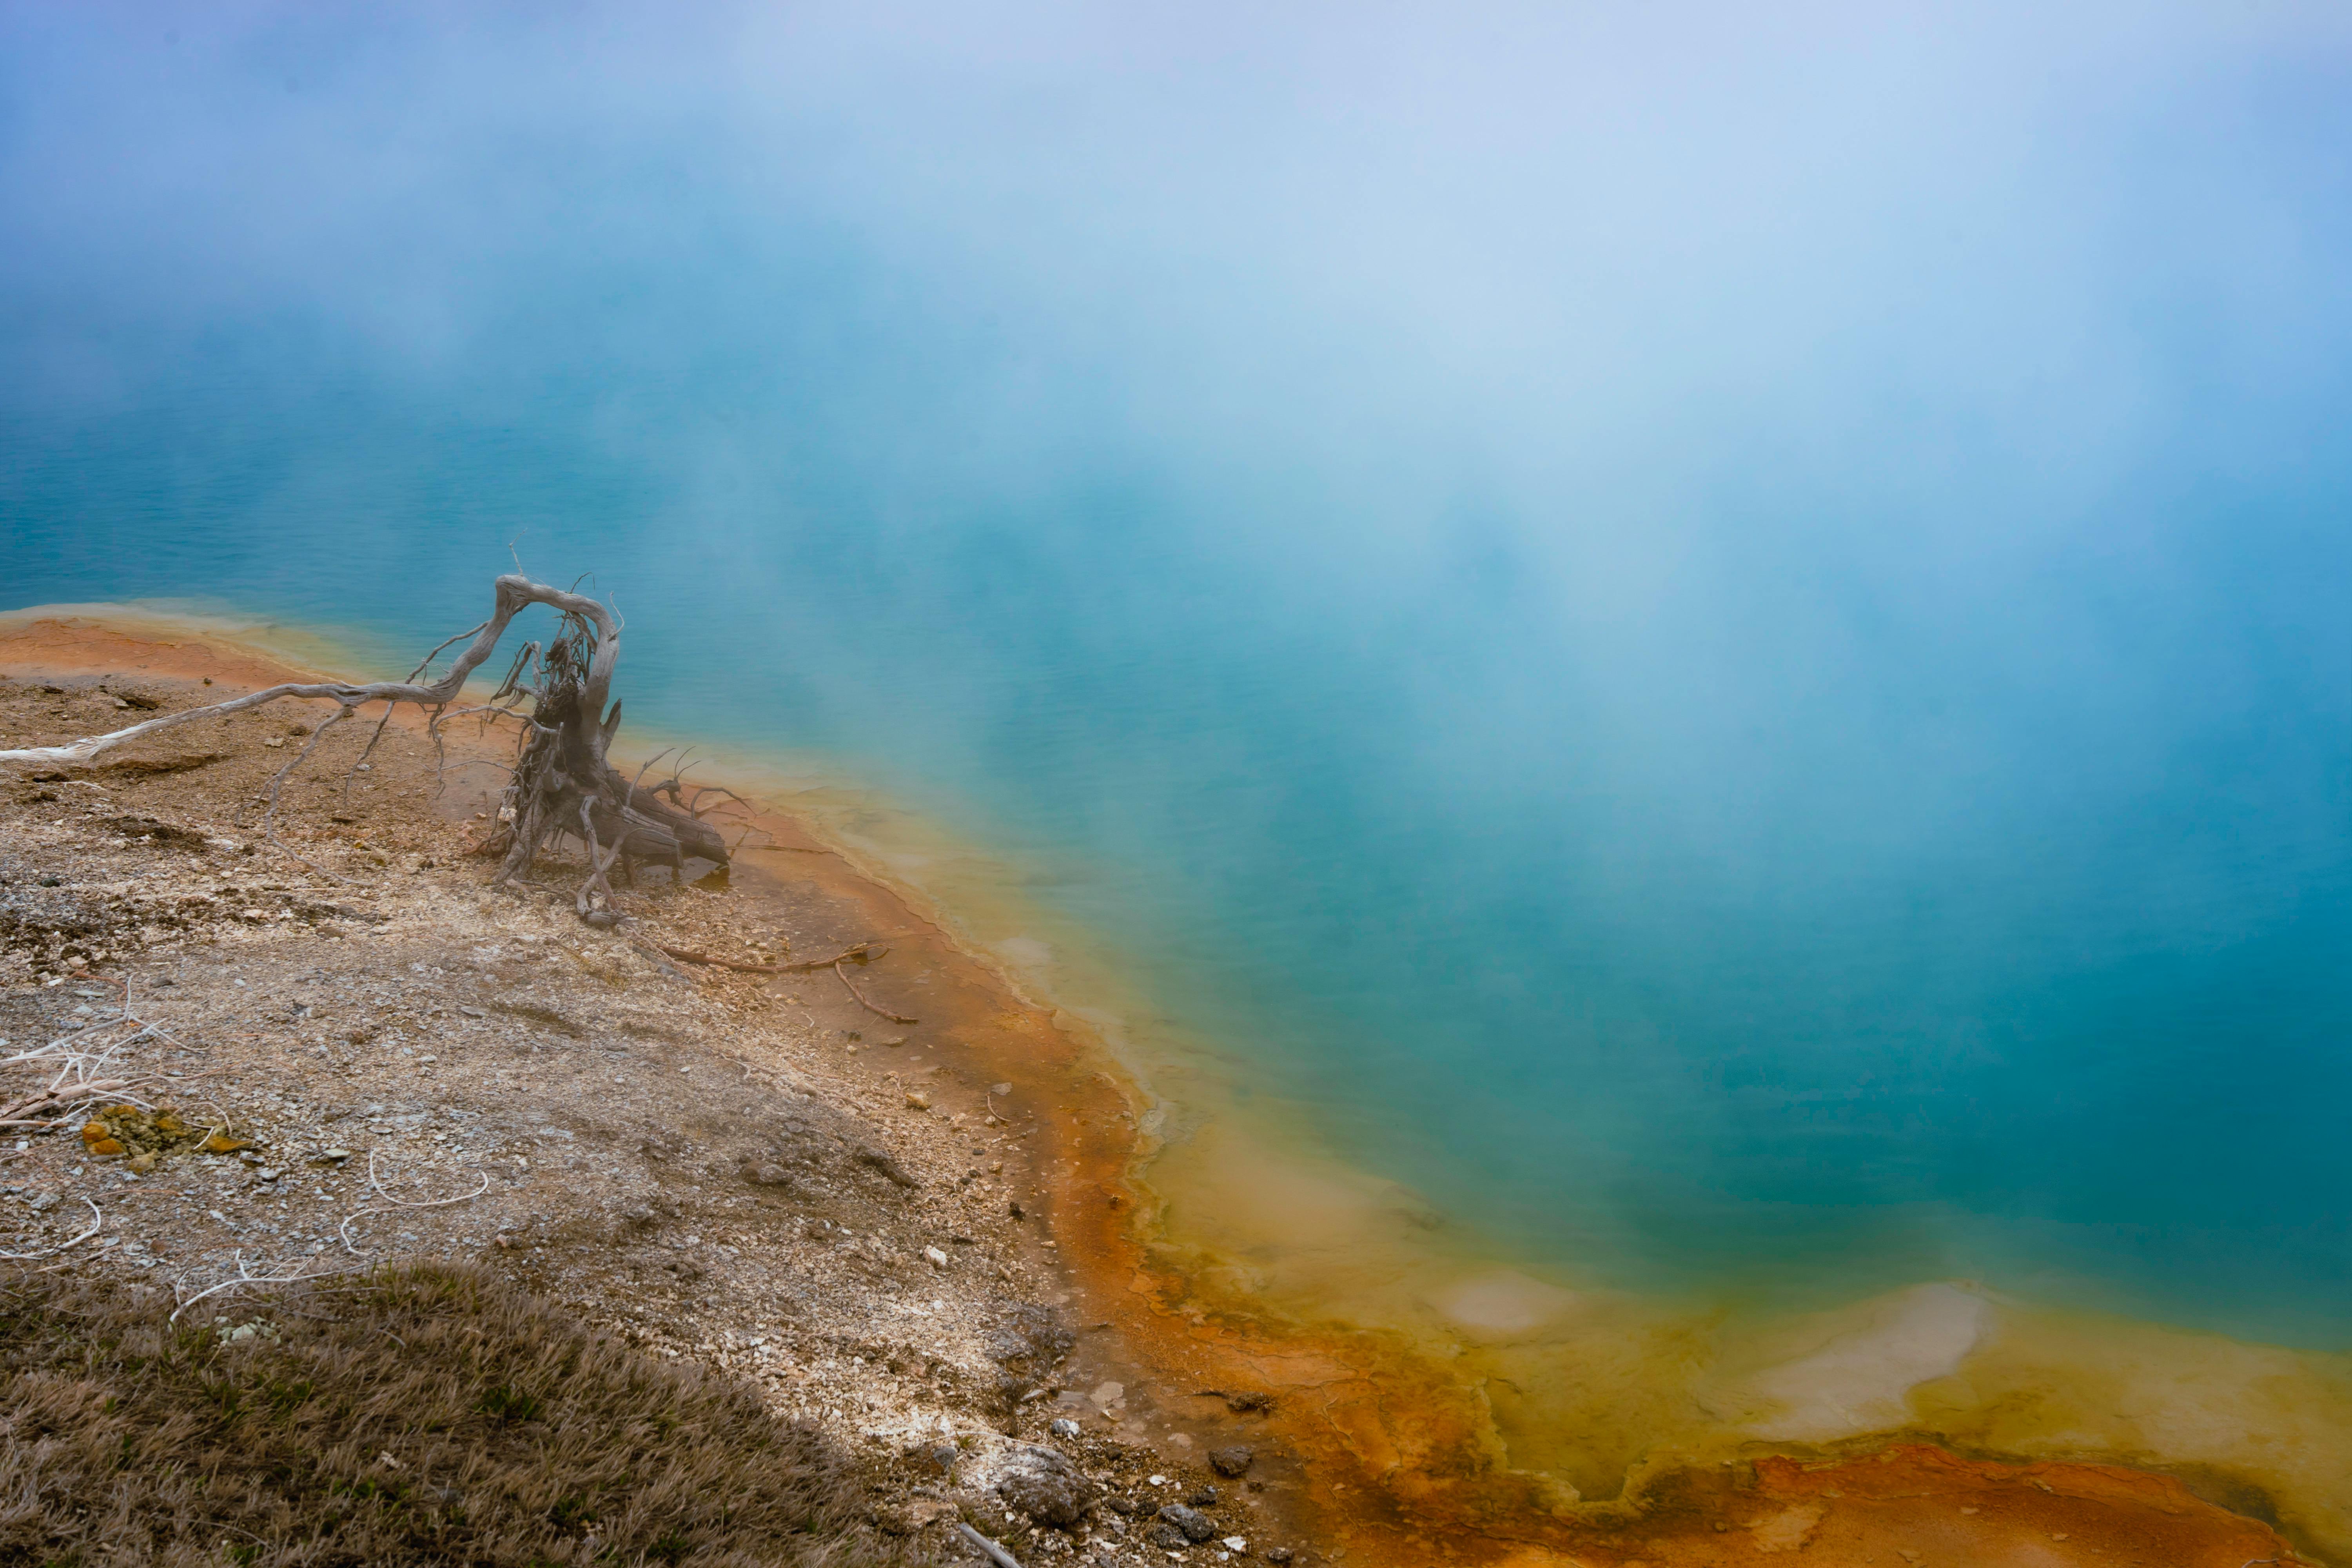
[7, 0, 2352, 1334]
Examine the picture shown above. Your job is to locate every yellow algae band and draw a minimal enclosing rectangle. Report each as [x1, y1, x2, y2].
[1144, 1096, 2350, 1553]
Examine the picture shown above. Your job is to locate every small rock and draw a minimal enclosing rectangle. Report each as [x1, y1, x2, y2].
[925, 1246, 950, 1267]
[1186, 1484, 1219, 1507]
[459, 1006, 484, 1018]
[1147, 1523, 1192, 1551]
[255, 1168, 281, 1182]
[1000, 1446, 1095, 1528]
[1223, 1539, 1248, 1553]
[904, 1091, 930, 1110]
[1049, 1417, 1080, 1438]
[1263, 1549, 1294, 1564]
[1157, 1504, 1218, 1544]
[1210, 1446, 1255, 1478]
[855, 1147, 920, 1188]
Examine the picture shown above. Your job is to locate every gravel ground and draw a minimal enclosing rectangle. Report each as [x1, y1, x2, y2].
[0, 667, 1304, 1568]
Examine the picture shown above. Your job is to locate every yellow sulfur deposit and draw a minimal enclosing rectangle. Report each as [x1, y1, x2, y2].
[78, 1105, 234, 1171]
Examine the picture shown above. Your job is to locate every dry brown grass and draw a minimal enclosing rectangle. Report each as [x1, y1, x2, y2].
[0, 1264, 913, 1568]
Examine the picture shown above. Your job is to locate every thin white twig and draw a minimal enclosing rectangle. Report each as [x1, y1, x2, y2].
[168, 1250, 360, 1323]
[367, 1151, 491, 1209]
[338, 1154, 489, 1255]
[261, 703, 359, 881]
[0, 1198, 102, 1261]
[0, 989, 168, 1132]
[353, 622, 493, 794]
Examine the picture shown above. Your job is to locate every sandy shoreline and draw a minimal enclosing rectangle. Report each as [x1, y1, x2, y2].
[0, 599, 2328, 1568]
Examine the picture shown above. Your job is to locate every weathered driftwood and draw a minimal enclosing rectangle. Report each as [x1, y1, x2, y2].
[646, 940, 886, 975]
[0, 575, 587, 768]
[0, 573, 727, 922]
[646, 937, 920, 1020]
[0, 1078, 148, 1128]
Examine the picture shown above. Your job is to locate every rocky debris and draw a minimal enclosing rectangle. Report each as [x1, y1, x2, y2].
[991, 1303, 1076, 1369]
[1156, 1503, 1219, 1543]
[855, 1145, 920, 1188]
[0, 667, 1314, 1566]
[1210, 1444, 1255, 1478]
[96, 815, 212, 851]
[1263, 1548, 1295, 1563]
[996, 1445, 1096, 1528]
[74, 1103, 248, 1171]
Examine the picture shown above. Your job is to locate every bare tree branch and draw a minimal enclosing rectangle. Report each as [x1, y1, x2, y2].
[261, 702, 359, 879]
[0, 576, 615, 768]
[835, 959, 918, 1024]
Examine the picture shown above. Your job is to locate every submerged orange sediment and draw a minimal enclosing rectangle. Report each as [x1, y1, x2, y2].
[718, 811, 2329, 1565]
[725, 803, 2336, 1565]
[2, 605, 2329, 1566]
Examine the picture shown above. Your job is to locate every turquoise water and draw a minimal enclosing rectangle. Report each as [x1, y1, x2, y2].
[7, 5, 2352, 1348]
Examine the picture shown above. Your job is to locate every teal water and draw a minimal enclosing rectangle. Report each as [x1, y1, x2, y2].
[6, 5, 2352, 1348]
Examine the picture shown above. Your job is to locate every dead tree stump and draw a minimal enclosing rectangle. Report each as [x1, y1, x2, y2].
[0, 573, 731, 923]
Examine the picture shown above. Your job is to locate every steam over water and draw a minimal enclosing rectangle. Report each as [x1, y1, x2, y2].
[8, 4, 2352, 1350]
